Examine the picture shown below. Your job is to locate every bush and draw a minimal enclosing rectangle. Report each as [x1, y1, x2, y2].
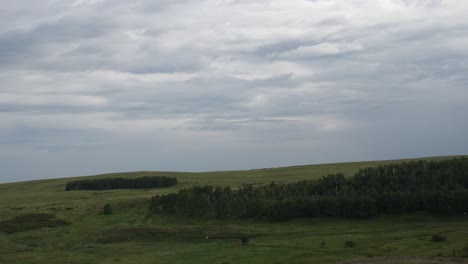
[240, 236, 249, 245]
[344, 240, 356, 247]
[103, 203, 112, 215]
[431, 234, 447, 242]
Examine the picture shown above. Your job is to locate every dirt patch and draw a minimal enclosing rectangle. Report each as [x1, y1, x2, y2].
[337, 256, 468, 264]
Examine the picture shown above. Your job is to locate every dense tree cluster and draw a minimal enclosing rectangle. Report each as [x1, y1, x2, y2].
[65, 176, 177, 191]
[149, 158, 468, 220]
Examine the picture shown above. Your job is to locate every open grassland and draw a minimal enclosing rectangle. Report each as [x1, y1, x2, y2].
[1, 155, 468, 264]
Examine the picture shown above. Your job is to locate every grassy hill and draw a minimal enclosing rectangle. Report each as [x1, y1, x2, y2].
[1, 155, 468, 264]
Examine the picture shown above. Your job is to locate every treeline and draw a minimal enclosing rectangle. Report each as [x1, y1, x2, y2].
[149, 158, 468, 220]
[65, 176, 178, 191]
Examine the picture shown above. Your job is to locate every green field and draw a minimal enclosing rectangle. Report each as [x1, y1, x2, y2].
[1, 155, 468, 264]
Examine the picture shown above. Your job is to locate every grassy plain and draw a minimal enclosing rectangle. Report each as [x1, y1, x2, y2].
[1, 155, 468, 264]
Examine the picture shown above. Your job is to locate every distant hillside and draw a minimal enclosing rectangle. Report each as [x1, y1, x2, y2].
[1, 154, 468, 264]
[0, 155, 465, 209]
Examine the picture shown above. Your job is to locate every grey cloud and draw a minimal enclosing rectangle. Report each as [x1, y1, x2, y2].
[0, 16, 115, 69]
[1, 0, 468, 183]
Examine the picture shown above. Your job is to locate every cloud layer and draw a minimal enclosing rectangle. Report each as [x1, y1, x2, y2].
[1, 0, 468, 182]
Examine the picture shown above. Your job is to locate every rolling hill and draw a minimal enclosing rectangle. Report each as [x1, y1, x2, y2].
[1, 155, 467, 264]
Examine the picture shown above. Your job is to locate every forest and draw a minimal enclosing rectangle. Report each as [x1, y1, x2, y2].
[65, 176, 178, 191]
[149, 158, 468, 220]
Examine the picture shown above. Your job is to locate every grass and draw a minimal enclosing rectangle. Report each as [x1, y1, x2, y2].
[0, 213, 69, 234]
[1, 155, 468, 264]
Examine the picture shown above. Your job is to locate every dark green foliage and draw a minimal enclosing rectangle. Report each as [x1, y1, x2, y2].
[0, 213, 70, 234]
[319, 196, 341, 217]
[344, 240, 356, 247]
[149, 158, 468, 221]
[431, 234, 447, 242]
[241, 236, 249, 245]
[65, 176, 178, 191]
[376, 192, 419, 214]
[351, 196, 377, 219]
[317, 195, 378, 218]
[264, 197, 319, 221]
[103, 203, 112, 215]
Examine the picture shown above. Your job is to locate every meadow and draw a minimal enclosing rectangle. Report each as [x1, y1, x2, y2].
[1, 155, 468, 264]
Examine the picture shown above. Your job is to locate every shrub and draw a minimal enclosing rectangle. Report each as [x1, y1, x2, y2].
[344, 240, 356, 247]
[103, 203, 112, 215]
[431, 234, 447, 242]
[240, 236, 249, 245]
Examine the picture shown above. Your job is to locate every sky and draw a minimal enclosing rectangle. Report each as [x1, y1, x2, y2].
[1, 0, 468, 183]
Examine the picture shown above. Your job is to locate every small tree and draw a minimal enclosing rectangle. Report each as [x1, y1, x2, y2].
[103, 203, 112, 215]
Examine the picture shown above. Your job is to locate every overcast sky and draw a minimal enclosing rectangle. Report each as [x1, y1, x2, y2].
[1, 0, 467, 183]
